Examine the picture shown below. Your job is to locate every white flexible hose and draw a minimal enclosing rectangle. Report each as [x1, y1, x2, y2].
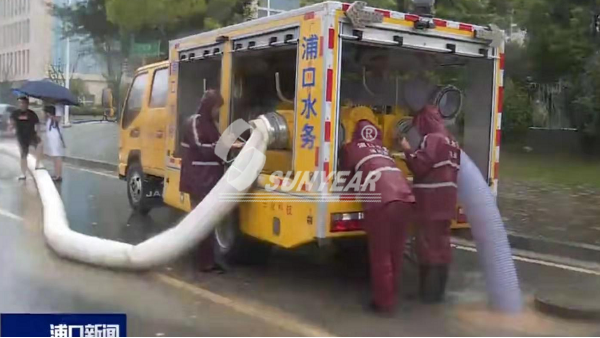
[0, 119, 269, 269]
[457, 151, 523, 313]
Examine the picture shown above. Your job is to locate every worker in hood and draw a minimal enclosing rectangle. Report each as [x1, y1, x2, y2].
[399, 105, 461, 303]
[180, 90, 240, 273]
[341, 120, 415, 313]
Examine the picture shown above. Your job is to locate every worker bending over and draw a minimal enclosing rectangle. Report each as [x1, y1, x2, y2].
[341, 120, 415, 313]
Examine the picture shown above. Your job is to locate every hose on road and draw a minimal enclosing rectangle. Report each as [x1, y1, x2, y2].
[457, 151, 523, 313]
[0, 117, 270, 269]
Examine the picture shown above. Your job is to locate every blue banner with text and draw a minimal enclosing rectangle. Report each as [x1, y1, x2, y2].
[1, 313, 127, 337]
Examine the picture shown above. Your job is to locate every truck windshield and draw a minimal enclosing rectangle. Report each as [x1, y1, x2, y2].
[338, 41, 495, 179]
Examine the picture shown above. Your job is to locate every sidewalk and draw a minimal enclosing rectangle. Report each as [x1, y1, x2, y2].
[62, 121, 119, 169]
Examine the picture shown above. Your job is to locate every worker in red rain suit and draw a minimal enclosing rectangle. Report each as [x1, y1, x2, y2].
[400, 105, 461, 303]
[341, 120, 415, 313]
[180, 90, 226, 273]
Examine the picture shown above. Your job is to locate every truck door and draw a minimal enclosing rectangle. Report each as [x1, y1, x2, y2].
[120, 72, 149, 171]
[146, 67, 170, 173]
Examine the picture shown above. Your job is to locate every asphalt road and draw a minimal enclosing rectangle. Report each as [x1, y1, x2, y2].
[1, 146, 600, 336]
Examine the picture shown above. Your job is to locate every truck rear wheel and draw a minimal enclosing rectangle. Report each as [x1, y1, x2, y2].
[215, 214, 272, 265]
[126, 162, 156, 215]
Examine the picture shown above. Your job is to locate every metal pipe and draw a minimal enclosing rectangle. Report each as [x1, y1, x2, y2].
[275, 72, 294, 104]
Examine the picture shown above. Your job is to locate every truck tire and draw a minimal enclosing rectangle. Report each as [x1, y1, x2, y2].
[126, 162, 153, 215]
[215, 214, 272, 265]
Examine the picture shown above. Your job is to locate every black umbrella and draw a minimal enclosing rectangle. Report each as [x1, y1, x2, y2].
[13, 80, 80, 106]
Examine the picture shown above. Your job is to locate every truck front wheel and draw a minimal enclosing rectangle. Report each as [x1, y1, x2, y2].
[126, 162, 155, 215]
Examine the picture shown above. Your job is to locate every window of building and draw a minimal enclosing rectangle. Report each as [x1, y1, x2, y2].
[257, 0, 298, 17]
[25, 19, 29, 43]
[149, 68, 168, 108]
[25, 49, 28, 74]
[17, 50, 21, 75]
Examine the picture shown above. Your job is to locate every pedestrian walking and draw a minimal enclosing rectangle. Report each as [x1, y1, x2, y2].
[341, 119, 415, 313]
[400, 105, 461, 303]
[8, 96, 42, 180]
[42, 105, 66, 182]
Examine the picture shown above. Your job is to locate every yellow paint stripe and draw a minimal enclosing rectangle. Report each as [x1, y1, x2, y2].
[153, 273, 335, 337]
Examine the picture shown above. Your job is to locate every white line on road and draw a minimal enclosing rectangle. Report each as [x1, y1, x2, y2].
[453, 244, 600, 276]
[0, 208, 23, 222]
[65, 165, 119, 179]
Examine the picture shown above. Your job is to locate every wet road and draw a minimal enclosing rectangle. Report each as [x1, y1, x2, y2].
[2, 145, 600, 336]
[0, 152, 297, 336]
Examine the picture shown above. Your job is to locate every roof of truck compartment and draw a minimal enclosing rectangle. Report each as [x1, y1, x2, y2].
[170, 1, 490, 51]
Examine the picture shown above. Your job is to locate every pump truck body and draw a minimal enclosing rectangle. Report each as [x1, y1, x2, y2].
[118, 1, 505, 259]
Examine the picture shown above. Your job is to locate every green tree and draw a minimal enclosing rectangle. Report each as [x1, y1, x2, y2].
[503, 78, 533, 139]
[106, 0, 248, 37]
[51, 0, 129, 108]
[105, 0, 208, 32]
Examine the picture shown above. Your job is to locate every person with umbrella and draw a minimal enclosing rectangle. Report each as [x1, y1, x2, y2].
[8, 96, 42, 180]
[42, 105, 66, 182]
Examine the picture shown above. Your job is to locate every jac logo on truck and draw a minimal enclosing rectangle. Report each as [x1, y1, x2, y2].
[145, 189, 162, 198]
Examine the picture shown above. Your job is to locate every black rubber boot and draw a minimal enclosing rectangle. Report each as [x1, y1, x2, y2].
[419, 265, 449, 304]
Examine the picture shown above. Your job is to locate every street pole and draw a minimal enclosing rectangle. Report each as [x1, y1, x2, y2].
[63, 0, 71, 127]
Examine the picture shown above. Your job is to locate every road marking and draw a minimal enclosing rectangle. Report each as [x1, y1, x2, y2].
[453, 244, 600, 276]
[153, 273, 335, 337]
[0, 208, 23, 222]
[65, 165, 119, 179]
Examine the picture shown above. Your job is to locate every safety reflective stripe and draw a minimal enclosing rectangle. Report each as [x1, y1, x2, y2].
[361, 167, 402, 189]
[182, 142, 214, 149]
[192, 115, 202, 147]
[419, 135, 429, 150]
[190, 115, 216, 148]
[432, 160, 460, 169]
[355, 154, 394, 172]
[191, 161, 221, 166]
[413, 182, 458, 189]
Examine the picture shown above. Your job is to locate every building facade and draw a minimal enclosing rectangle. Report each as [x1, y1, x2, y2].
[0, 0, 53, 83]
[255, 0, 300, 18]
[51, 0, 107, 104]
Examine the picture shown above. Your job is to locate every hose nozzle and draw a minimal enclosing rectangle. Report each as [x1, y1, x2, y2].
[255, 112, 289, 150]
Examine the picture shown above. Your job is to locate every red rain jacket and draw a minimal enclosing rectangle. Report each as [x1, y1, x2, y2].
[404, 105, 461, 221]
[341, 120, 415, 211]
[180, 92, 225, 200]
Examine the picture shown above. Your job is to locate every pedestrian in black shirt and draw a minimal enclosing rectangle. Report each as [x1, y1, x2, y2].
[9, 96, 42, 180]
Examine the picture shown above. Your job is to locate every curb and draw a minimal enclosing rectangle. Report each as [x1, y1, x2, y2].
[506, 232, 600, 263]
[61, 155, 118, 173]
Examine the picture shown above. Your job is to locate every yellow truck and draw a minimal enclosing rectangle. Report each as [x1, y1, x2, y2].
[118, 1, 504, 262]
